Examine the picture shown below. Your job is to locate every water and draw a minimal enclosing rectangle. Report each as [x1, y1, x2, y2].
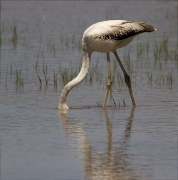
[0, 1, 178, 179]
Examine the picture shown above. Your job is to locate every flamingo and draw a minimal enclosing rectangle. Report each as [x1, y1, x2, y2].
[58, 20, 156, 109]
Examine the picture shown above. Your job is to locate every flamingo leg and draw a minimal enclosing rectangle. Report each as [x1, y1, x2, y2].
[113, 51, 136, 107]
[103, 52, 112, 108]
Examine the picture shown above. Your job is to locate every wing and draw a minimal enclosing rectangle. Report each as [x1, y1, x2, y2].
[88, 21, 156, 41]
[109, 22, 156, 40]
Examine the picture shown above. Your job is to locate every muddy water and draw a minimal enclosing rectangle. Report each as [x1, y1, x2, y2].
[1, 1, 178, 180]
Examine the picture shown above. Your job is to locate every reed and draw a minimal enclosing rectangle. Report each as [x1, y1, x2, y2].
[96, 101, 103, 108]
[122, 99, 126, 107]
[35, 59, 42, 89]
[15, 70, 24, 87]
[1, 18, 177, 92]
[43, 64, 49, 86]
[53, 69, 58, 89]
[11, 20, 18, 49]
[112, 98, 116, 107]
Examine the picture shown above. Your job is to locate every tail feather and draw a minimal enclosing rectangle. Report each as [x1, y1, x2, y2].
[137, 22, 156, 32]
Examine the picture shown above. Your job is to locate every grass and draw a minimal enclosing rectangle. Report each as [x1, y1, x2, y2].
[35, 56, 42, 89]
[53, 69, 58, 89]
[43, 64, 49, 86]
[1, 19, 177, 93]
[15, 70, 24, 87]
[2, 35, 177, 92]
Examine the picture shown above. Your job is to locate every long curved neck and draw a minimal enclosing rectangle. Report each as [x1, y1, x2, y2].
[58, 38, 91, 109]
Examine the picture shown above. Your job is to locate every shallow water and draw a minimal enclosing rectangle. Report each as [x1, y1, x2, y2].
[0, 1, 178, 180]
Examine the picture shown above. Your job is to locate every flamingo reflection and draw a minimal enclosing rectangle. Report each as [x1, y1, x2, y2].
[59, 108, 149, 179]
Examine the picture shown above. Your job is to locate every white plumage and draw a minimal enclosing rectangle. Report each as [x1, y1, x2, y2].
[58, 20, 156, 110]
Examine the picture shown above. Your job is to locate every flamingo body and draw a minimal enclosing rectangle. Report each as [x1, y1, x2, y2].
[58, 20, 156, 109]
[84, 20, 155, 52]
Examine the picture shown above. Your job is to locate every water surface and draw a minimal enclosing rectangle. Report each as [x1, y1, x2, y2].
[0, 1, 178, 179]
